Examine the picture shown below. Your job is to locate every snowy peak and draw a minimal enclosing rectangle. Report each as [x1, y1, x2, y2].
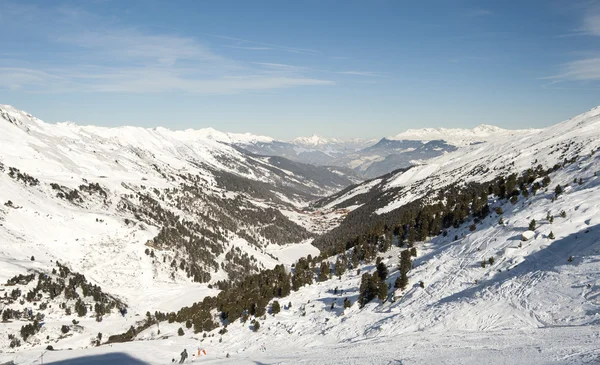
[291, 134, 342, 147]
[181, 127, 274, 145]
[390, 124, 539, 145]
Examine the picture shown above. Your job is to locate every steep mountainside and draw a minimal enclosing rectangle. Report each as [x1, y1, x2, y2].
[313, 107, 600, 251]
[0, 104, 348, 314]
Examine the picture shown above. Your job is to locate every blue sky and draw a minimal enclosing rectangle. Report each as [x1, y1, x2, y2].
[1, 0, 599, 139]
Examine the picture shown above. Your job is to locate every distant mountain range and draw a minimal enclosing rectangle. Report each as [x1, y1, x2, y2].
[231, 125, 539, 178]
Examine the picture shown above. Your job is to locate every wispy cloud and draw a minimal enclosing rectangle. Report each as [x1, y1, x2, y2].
[224, 45, 273, 51]
[216, 35, 320, 54]
[337, 71, 381, 77]
[0, 7, 334, 94]
[581, 4, 600, 36]
[465, 9, 492, 17]
[549, 57, 600, 82]
[550, 3, 600, 83]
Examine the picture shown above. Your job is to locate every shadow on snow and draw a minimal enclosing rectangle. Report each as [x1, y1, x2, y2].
[47, 353, 148, 365]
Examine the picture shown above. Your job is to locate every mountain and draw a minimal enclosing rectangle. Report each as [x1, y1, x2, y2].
[0, 104, 355, 319]
[2, 105, 600, 364]
[235, 134, 376, 167]
[233, 126, 534, 179]
[312, 106, 600, 249]
[390, 124, 540, 145]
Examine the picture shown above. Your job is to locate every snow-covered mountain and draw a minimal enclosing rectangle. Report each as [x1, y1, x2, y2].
[390, 124, 540, 145]
[235, 126, 533, 179]
[2, 105, 600, 364]
[0, 104, 354, 327]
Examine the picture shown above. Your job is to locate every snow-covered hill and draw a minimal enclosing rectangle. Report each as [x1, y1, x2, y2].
[0, 104, 351, 342]
[2, 105, 600, 364]
[5, 125, 600, 364]
[315, 107, 600, 217]
[390, 124, 541, 146]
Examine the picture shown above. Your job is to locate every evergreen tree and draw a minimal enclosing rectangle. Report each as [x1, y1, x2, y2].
[548, 231, 555, 239]
[177, 327, 184, 336]
[358, 273, 375, 308]
[343, 298, 352, 309]
[555, 184, 563, 197]
[377, 276, 388, 301]
[376, 262, 388, 281]
[318, 261, 330, 282]
[528, 219, 536, 231]
[271, 301, 280, 315]
[395, 271, 408, 291]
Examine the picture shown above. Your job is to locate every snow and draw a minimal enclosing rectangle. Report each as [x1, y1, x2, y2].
[265, 241, 320, 266]
[522, 230, 535, 241]
[321, 178, 382, 210]
[2, 104, 600, 364]
[390, 124, 541, 146]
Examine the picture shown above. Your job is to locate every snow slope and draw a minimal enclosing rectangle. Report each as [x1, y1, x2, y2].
[2, 106, 600, 364]
[4, 149, 600, 364]
[318, 107, 600, 215]
[390, 124, 541, 146]
[0, 104, 338, 353]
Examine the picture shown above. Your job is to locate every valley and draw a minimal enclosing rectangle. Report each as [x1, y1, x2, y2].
[1, 105, 599, 364]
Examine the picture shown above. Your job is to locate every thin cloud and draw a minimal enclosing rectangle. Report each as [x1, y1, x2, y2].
[0, 66, 334, 94]
[0, 9, 334, 94]
[582, 5, 600, 36]
[337, 71, 381, 77]
[216, 35, 320, 54]
[254, 63, 310, 72]
[549, 58, 600, 82]
[224, 45, 273, 51]
[549, 4, 600, 83]
[465, 9, 492, 17]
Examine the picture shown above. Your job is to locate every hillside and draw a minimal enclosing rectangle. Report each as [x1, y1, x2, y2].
[0, 104, 346, 337]
[1, 106, 600, 364]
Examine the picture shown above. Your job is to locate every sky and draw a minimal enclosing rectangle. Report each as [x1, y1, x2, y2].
[1, 0, 600, 140]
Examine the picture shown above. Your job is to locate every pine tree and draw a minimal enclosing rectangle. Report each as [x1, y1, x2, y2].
[318, 261, 330, 282]
[376, 262, 388, 281]
[271, 301, 280, 315]
[555, 184, 563, 197]
[542, 176, 551, 187]
[395, 271, 408, 290]
[177, 327, 184, 336]
[358, 273, 376, 307]
[410, 247, 417, 257]
[377, 277, 388, 301]
[548, 231, 555, 239]
[528, 219, 536, 231]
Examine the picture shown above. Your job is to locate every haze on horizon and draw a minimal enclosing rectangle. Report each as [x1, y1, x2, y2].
[1, 0, 599, 140]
